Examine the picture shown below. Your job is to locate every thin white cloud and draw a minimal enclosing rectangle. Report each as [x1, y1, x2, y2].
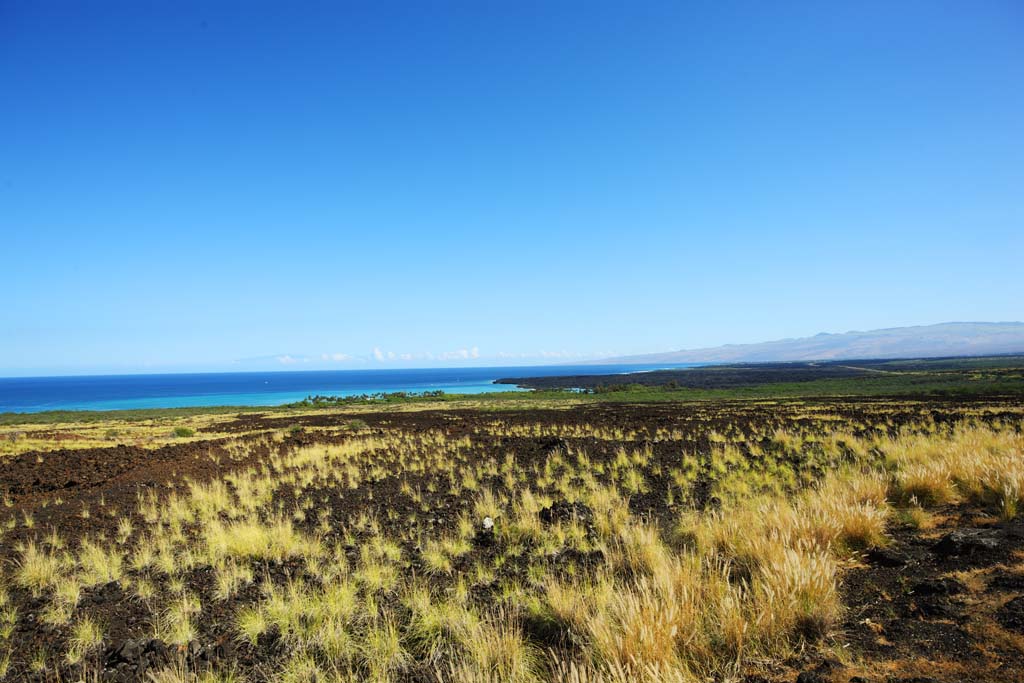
[359, 345, 602, 364]
[370, 346, 482, 362]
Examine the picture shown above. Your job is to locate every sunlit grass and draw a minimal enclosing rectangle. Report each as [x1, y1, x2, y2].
[3, 401, 1022, 681]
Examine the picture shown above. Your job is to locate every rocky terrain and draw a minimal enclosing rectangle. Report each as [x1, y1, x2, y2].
[0, 398, 1021, 682]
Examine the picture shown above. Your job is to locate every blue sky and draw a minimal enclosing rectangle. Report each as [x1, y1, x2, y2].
[2, 1, 1022, 376]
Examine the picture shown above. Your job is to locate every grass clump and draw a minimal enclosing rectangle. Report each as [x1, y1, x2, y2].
[15, 541, 64, 596]
[77, 539, 123, 586]
[888, 427, 1024, 518]
[65, 616, 103, 664]
[155, 593, 201, 645]
[203, 517, 319, 563]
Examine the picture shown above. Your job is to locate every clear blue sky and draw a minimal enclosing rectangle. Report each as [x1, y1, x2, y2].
[2, 1, 1022, 376]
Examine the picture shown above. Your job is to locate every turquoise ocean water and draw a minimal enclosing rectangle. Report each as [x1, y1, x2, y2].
[0, 364, 695, 413]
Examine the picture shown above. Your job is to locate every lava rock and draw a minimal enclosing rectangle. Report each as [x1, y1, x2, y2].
[988, 572, 1024, 591]
[551, 547, 605, 568]
[796, 672, 828, 683]
[912, 596, 958, 619]
[539, 500, 594, 526]
[932, 529, 1001, 557]
[866, 547, 910, 567]
[105, 638, 145, 667]
[472, 527, 496, 548]
[538, 436, 569, 453]
[997, 595, 1024, 633]
[796, 658, 842, 683]
[255, 625, 284, 655]
[912, 577, 966, 596]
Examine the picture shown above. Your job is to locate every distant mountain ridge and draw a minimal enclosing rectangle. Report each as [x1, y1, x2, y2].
[597, 322, 1024, 365]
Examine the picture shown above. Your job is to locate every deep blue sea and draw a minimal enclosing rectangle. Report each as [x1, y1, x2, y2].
[0, 364, 696, 414]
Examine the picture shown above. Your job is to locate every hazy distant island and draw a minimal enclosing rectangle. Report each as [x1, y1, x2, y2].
[592, 322, 1024, 365]
[496, 323, 1024, 393]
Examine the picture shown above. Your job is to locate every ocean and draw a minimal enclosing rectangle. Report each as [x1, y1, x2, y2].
[0, 364, 693, 413]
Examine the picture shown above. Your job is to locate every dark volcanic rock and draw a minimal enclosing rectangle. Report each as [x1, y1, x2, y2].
[105, 638, 145, 667]
[988, 572, 1024, 592]
[550, 547, 605, 569]
[539, 500, 594, 526]
[932, 529, 1001, 557]
[912, 577, 966, 596]
[866, 546, 910, 567]
[472, 527, 495, 549]
[255, 625, 284, 656]
[104, 638, 172, 678]
[911, 596, 958, 619]
[997, 596, 1024, 633]
[796, 658, 842, 683]
[537, 436, 569, 453]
